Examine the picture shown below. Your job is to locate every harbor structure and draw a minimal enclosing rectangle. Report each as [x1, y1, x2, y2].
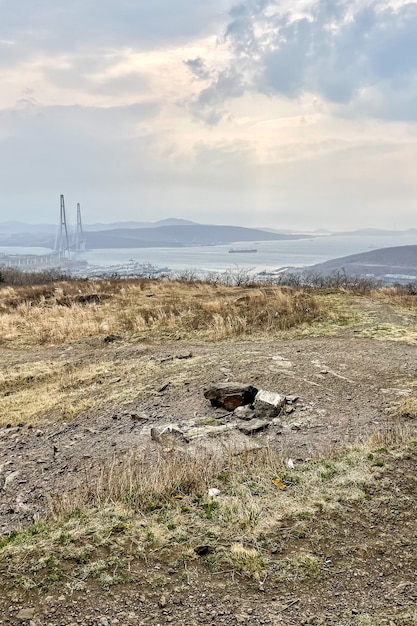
[0, 195, 87, 269]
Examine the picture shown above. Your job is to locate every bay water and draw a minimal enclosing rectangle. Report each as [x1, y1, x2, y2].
[1, 233, 417, 274]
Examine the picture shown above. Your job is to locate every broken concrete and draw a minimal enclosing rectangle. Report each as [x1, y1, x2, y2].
[150, 418, 262, 456]
[204, 382, 258, 410]
[254, 390, 285, 418]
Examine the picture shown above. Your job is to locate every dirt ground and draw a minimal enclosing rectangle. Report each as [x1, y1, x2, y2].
[1, 296, 417, 624]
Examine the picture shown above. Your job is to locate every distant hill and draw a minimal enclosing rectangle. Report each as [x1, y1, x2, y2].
[0, 218, 198, 236]
[308, 245, 417, 278]
[0, 222, 309, 249]
[334, 228, 417, 237]
[84, 218, 198, 231]
[83, 224, 307, 249]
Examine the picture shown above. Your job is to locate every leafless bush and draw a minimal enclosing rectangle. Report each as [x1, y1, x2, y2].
[0, 266, 71, 286]
[272, 269, 382, 292]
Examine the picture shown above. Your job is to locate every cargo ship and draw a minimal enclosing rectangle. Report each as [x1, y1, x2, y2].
[228, 248, 258, 254]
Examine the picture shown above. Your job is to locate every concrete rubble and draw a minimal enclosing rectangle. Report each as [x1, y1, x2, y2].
[203, 382, 258, 410]
[253, 389, 286, 418]
[151, 381, 302, 455]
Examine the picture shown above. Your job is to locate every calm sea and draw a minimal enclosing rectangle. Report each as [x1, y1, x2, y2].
[1, 233, 417, 273]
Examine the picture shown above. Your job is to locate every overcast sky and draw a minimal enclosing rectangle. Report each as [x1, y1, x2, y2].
[0, 0, 416, 230]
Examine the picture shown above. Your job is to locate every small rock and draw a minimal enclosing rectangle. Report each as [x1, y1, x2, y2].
[208, 488, 221, 497]
[130, 412, 148, 423]
[110, 377, 122, 384]
[254, 390, 285, 418]
[238, 419, 271, 435]
[151, 426, 188, 446]
[320, 369, 329, 375]
[285, 406, 295, 415]
[104, 334, 122, 343]
[17, 608, 35, 620]
[234, 405, 255, 421]
[194, 545, 212, 556]
[286, 395, 299, 404]
[159, 596, 167, 608]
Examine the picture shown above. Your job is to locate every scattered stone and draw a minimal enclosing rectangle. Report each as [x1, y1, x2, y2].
[151, 426, 188, 446]
[16, 608, 35, 620]
[234, 405, 255, 421]
[130, 412, 148, 423]
[194, 545, 212, 556]
[238, 419, 271, 435]
[204, 382, 258, 410]
[320, 369, 329, 375]
[285, 406, 295, 415]
[286, 395, 299, 404]
[158, 382, 171, 393]
[254, 390, 285, 418]
[104, 334, 122, 343]
[110, 377, 122, 384]
[176, 352, 193, 360]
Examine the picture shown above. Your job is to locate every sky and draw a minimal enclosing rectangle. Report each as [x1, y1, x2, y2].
[0, 0, 416, 230]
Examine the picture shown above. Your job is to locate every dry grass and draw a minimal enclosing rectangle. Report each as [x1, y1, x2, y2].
[0, 279, 327, 345]
[370, 287, 417, 311]
[1, 412, 417, 591]
[0, 360, 111, 427]
[0, 442, 382, 582]
[0, 353, 175, 427]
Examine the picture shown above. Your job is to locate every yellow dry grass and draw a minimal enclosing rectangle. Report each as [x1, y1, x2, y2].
[0, 361, 109, 426]
[0, 279, 326, 345]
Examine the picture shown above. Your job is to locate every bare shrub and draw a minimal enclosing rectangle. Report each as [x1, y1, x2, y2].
[0, 266, 71, 286]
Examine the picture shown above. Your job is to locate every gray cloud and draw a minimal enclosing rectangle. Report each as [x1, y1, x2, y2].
[193, 68, 248, 124]
[184, 58, 211, 81]
[0, 0, 235, 66]
[192, 0, 417, 121]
